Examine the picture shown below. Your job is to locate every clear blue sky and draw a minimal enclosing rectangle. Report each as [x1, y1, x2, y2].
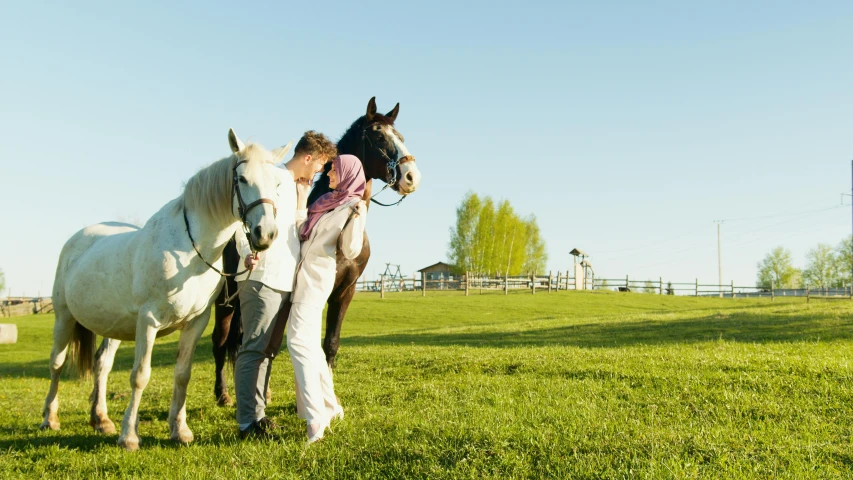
[1, 1, 852, 296]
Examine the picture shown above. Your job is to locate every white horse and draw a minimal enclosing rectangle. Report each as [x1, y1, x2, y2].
[42, 129, 291, 451]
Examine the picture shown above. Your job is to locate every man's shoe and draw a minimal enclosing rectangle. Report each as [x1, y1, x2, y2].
[239, 417, 279, 440]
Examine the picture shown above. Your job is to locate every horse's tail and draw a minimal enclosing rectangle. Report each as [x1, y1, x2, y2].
[68, 322, 96, 379]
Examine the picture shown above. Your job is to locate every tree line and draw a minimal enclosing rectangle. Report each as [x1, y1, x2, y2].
[448, 192, 547, 276]
[756, 236, 852, 288]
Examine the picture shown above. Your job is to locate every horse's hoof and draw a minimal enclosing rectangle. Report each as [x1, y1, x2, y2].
[216, 393, 233, 407]
[170, 428, 194, 445]
[118, 436, 140, 452]
[39, 419, 60, 431]
[92, 418, 117, 435]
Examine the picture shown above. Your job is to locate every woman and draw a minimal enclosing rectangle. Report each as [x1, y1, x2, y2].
[287, 154, 367, 443]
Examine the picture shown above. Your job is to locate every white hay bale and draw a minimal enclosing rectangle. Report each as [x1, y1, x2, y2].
[0, 324, 17, 344]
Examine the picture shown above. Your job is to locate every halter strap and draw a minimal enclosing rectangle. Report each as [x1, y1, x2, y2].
[361, 127, 412, 208]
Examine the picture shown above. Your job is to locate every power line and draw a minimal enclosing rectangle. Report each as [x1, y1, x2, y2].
[718, 204, 847, 223]
[605, 208, 849, 272]
[723, 205, 847, 246]
[596, 204, 847, 262]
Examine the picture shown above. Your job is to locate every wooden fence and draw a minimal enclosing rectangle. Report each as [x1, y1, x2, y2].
[357, 272, 853, 301]
[2, 299, 53, 317]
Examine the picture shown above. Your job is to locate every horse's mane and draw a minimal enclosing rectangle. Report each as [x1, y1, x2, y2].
[309, 113, 396, 206]
[180, 144, 272, 222]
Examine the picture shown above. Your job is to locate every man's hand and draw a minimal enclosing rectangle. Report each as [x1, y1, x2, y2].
[244, 253, 259, 270]
[296, 178, 312, 200]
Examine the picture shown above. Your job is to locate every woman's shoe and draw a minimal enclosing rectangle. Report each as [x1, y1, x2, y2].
[330, 405, 344, 422]
[306, 421, 328, 445]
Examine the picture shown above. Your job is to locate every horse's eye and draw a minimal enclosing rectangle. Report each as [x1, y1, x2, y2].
[238, 176, 247, 184]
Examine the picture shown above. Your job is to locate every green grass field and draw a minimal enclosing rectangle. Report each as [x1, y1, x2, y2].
[1, 291, 852, 479]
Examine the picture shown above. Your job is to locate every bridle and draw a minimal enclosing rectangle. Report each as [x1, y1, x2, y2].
[183, 157, 278, 306]
[232, 159, 277, 225]
[361, 126, 416, 207]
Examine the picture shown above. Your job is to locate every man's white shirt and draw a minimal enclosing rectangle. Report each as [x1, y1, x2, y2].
[235, 167, 306, 292]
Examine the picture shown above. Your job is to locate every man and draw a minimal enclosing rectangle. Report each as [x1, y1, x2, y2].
[234, 131, 337, 439]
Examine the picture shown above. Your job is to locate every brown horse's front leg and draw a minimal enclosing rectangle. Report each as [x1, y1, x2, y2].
[324, 233, 370, 369]
[212, 237, 241, 406]
[322, 289, 354, 369]
[212, 298, 236, 406]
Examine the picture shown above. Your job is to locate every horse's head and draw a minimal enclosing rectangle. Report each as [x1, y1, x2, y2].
[227, 129, 291, 251]
[358, 97, 421, 195]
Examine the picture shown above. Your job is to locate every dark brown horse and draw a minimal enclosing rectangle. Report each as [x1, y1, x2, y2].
[212, 97, 420, 406]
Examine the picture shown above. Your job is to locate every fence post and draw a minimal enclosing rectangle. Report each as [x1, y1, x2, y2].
[695, 278, 698, 297]
[659, 277, 663, 295]
[771, 280, 775, 301]
[806, 287, 810, 303]
[465, 271, 470, 296]
[731, 280, 734, 299]
[380, 274, 386, 299]
[549, 271, 553, 293]
[625, 275, 629, 292]
[504, 274, 508, 295]
[421, 272, 426, 297]
[532, 271, 536, 295]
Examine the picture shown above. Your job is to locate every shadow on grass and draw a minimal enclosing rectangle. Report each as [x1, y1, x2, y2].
[0, 335, 215, 380]
[344, 310, 853, 348]
[0, 414, 307, 453]
[0, 428, 247, 453]
[0, 427, 171, 453]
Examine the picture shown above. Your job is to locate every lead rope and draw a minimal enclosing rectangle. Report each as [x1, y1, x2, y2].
[220, 222, 256, 307]
[183, 208, 255, 308]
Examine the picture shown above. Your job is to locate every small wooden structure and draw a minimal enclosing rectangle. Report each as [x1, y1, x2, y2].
[418, 262, 456, 290]
[570, 248, 592, 290]
[382, 263, 405, 292]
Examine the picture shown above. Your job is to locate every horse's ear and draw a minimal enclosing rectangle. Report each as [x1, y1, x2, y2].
[385, 103, 400, 123]
[272, 140, 293, 164]
[228, 128, 245, 153]
[365, 96, 377, 121]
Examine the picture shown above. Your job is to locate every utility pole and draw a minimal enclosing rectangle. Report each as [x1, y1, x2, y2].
[715, 220, 723, 298]
[841, 160, 853, 287]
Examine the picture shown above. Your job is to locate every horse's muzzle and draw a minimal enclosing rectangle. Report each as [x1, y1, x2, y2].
[250, 225, 278, 251]
[396, 159, 421, 194]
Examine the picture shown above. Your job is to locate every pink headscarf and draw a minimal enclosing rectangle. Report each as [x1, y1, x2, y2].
[299, 154, 366, 241]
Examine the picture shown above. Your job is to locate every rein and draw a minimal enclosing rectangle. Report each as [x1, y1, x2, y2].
[361, 127, 414, 207]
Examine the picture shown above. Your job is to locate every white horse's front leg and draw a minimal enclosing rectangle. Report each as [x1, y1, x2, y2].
[40, 308, 77, 431]
[90, 337, 121, 434]
[168, 309, 211, 444]
[118, 313, 158, 451]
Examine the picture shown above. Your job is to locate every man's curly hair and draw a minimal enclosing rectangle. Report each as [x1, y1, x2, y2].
[294, 130, 337, 162]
